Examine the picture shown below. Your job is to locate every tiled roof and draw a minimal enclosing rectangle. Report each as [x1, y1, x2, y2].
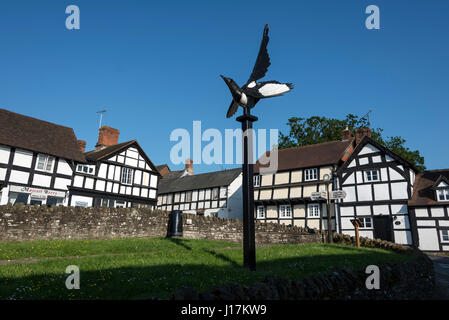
[0, 108, 86, 162]
[409, 169, 449, 206]
[85, 140, 136, 161]
[158, 168, 241, 194]
[255, 140, 352, 173]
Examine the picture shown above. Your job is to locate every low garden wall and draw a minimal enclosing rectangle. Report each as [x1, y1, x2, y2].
[170, 235, 435, 300]
[0, 205, 323, 245]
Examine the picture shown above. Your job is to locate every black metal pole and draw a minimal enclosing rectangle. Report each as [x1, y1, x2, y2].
[236, 107, 258, 271]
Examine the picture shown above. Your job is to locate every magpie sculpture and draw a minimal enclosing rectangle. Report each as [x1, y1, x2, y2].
[221, 24, 293, 118]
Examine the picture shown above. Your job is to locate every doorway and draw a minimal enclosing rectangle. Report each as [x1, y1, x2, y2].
[373, 215, 392, 241]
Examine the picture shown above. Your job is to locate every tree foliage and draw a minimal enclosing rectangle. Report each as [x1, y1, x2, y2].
[278, 114, 425, 171]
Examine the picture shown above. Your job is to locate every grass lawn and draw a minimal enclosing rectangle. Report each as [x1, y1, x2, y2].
[0, 237, 414, 300]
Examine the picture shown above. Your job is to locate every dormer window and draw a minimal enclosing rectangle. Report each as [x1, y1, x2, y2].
[304, 168, 318, 181]
[437, 189, 449, 202]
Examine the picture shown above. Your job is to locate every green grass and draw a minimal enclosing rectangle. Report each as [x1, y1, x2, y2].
[0, 237, 414, 300]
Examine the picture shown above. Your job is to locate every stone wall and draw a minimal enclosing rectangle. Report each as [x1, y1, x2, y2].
[0, 205, 323, 244]
[170, 248, 435, 300]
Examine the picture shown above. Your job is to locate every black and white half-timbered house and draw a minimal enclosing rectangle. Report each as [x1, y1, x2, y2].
[156, 162, 242, 219]
[253, 139, 354, 231]
[68, 126, 160, 209]
[337, 129, 418, 246]
[408, 170, 449, 252]
[0, 108, 86, 206]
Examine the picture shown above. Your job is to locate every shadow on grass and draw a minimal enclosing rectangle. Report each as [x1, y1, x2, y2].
[0, 249, 412, 300]
[166, 237, 192, 251]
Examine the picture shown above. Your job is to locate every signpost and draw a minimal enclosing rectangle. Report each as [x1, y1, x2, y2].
[351, 218, 364, 247]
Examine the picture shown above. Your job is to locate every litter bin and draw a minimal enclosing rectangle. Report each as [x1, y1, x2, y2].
[167, 210, 183, 237]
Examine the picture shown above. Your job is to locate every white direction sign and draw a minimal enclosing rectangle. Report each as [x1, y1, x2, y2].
[330, 190, 347, 200]
[310, 191, 327, 201]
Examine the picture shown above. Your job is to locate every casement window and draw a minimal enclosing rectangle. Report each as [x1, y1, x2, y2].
[166, 194, 173, 205]
[185, 191, 192, 203]
[76, 164, 95, 175]
[437, 189, 449, 202]
[307, 203, 320, 218]
[304, 168, 318, 181]
[36, 154, 54, 172]
[219, 187, 227, 199]
[198, 189, 205, 201]
[121, 167, 133, 185]
[359, 217, 373, 229]
[253, 175, 261, 187]
[441, 230, 449, 242]
[256, 206, 265, 219]
[279, 205, 292, 218]
[212, 188, 219, 200]
[365, 170, 380, 182]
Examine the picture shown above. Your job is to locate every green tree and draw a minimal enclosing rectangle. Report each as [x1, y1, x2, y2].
[278, 114, 425, 171]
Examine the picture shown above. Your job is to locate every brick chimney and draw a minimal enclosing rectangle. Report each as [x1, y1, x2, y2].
[158, 165, 170, 177]
[185, 158, 193, 175]
[355, 127, 371, 145]
[95, 126, 120, 150]
[341, 127, 353, 141]
[77, 140, 86, 153]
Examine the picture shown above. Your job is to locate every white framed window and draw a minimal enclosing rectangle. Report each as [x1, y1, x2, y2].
[256, 206, 265, 219]
[437, 189, 449, 202]
[307, 203, 320, 218]
[441, 230, 449, 242]
[76, 164, 95, 175]
[36, 154, 54, 172]
[212, 188, 219, 200]
[304, 168, 318, 181]
[253, 175, 261, 187]
[121, 167, 133, 185]
[365, 170, 380, 182]
[359, 217, 373, 229]
[279, 205, 292, 218]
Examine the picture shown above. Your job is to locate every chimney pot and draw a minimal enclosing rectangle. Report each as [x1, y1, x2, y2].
[185, 158, 194, 175]
[341, 127, 353, 141]
[95, 126, 120, 150]
[355, 127, 371, 145]
[77, 140, 86, 153]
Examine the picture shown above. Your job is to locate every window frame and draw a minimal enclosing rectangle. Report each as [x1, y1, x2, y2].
[441, 230, 449, 242]
[365, 169, 380, 182]
[76, 164, 95, 175]
[359, 217, 373, 229]
[35, 154, 55, 173]
[256, 206, 265, 219]
[437, 189, 449, 202]
[304, 168, 318, 181]
[279, 204, 292, 219]
[121, 167, 133, 185]
[253, 175, 261, 187]
[307, 203, 320, 218]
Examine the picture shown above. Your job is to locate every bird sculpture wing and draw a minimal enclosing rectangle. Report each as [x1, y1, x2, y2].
[245, 81, 294, 98]
[245, 24, 271, 87]
[226, 100, 239, 118]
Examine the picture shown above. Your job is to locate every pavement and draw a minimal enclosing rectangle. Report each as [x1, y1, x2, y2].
[427, 254, 449, 299]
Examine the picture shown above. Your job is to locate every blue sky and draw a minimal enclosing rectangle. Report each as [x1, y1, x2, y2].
[0, 0, 448, 173]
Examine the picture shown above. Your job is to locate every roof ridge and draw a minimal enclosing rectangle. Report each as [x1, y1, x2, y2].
[276, 140, 350, 152]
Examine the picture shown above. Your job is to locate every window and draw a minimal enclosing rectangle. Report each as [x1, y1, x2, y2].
[437, 189, 449, 202]
[442, 230, 449, 242]
[121, 168, 133, 185]
[47, 197, 64, 207]
[36, 154, 54, 172]
[253, 175, 261, 187]
[365, 170, 380, 182]
[9, 192, 29, 205]
[212, 188, 219, 200]
[307, 203, 320, 218]
[304, 168, 318, 181]
[76, 164, 95, 175]
[167, 194, 173, 204]
[256, 206, 265, 219]
[185, 191, 192, 202]
[279, 205, 292, 218]
[359, 217, 373, 229]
